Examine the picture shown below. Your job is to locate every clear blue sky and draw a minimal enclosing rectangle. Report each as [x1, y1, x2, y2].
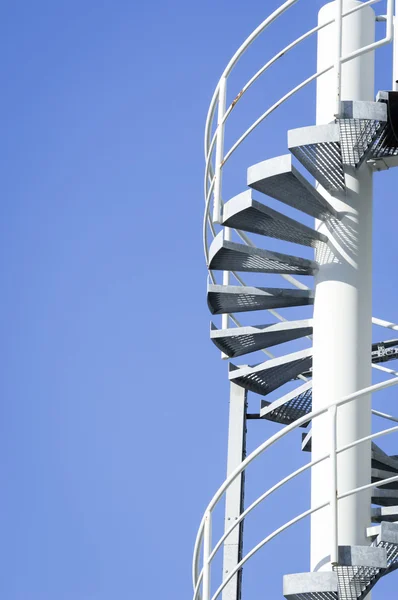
[1, 1, 398, 598]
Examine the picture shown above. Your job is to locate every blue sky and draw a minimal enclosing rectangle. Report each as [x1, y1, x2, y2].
[1, 0, 398, 598]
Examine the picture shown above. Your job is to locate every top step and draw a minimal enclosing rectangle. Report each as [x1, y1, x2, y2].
[247, 154, 337, 221]
[288, 101, 387, 193]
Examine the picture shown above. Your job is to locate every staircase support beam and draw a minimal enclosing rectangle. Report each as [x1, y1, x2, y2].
[222, 383, 247, 600]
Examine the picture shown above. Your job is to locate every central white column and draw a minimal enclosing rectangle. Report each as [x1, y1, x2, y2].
[311, 0, 375, 572]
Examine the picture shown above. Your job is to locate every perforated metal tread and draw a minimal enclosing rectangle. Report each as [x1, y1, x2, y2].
[288, 124, 345, 193]
[368, 522, 398, 574]
[334, 555, 385, 600]
[207, 284, 315, 315]
[260, 340, 398, 426]
[260, 381, 312, 426]
[284, 547, 387, 600]
[284, 572, 338, 600]
[247, 153, 337, 220]
[210, 319, 313, 358]
[208, 231, 317, 275]
[229, 348, 312, 397]
[222, 190, 328, 247]
[338, 100, 387, 167]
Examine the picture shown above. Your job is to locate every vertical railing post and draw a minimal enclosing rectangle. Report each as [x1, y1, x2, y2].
[393, 0, 398, 90]
[334, 0, 343, 116]
[203, 510, 212, 600]
[213, 77, 227, 225]
[221, 226, 231, 338]
[329, 405, 338, 566]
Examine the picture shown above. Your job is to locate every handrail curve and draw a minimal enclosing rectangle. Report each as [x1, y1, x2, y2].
[197, 3, 398, 600]
[193, 374, 398, 596]
[203, 0, 392, 341]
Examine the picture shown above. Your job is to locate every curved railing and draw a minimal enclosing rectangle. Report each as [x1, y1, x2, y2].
[193, 375, 398, 600]
[203, 0, 393, 333]
[197, 4, 398, 600]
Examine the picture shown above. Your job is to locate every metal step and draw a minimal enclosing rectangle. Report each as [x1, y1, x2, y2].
[284, 572, 338, 600]
[260, 381, 313, 426]
[371, 506, 398, 523]
[371, 488, 398, 507]
[207, 284, 315, 315]
[372, 445, 398, 474]
[229, 348, 312, 397]
[263, 340, 398, 426]
[208, 231, 317, 275]
[338, 100, 387, 167]
[210, 319, 313, 358]
[368, 522, 398, 574]
[288, 123, 345, 193]
[369, 91, 398, 170]
[247, 153, 337, 220]
[372, 467, 398, 490]
[334, 546, 387, 600]
[284, 546, 387, 600]
[222, 190, 328, 247]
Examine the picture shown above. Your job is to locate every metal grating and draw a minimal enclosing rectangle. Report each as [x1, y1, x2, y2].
[229, 350, 312, 397]
[285, 594, 337, 600]
[371, 123, 398, 159]
[378, 540, 398, 569]
[290, 142, 345, 193]
[339, 119, 385, 167]
[207, 284, 315, 314]
[210, 320, 313, 358]
[247, 154, 337, 220]
[208, 233, 317, 275]
[262, 386, 313, 425]
[334, 565, 380, 600]
[223, 193, 327, 248]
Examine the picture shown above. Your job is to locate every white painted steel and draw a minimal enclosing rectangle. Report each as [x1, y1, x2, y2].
[209, 503, 330, 600]
[213, 78, 227, 225]
[222, 384, 246, 600]
[335, 0, 344, 115]
[311, 0, 375, 573]
[202, 511, 212, 600]
[338, 473, 398, 498]
[198, 3, 398, 599]
[372, 409, 398, 423]
[329, 406, 339, 565]
[209, 454, 329, 563]
[194, 419, 398, 600]
[193, 375, 398, 597]
[394, 0, 398, 88]
[373, 316, 398, 330]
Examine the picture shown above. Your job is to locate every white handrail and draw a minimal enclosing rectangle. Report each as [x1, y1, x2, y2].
[204, 0, 298, 161]
[193, 374, 398, 592]
[197, 3, 397, 597]
[208, 453, 328, 563]
[195, 419, 398, 600]
[208, 502, 329, 600]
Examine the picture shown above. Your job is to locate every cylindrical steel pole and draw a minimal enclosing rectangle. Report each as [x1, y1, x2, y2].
[311, 0, 375, 573]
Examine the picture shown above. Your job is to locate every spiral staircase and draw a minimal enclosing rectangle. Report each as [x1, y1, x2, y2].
[193, 2, 398, 600]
